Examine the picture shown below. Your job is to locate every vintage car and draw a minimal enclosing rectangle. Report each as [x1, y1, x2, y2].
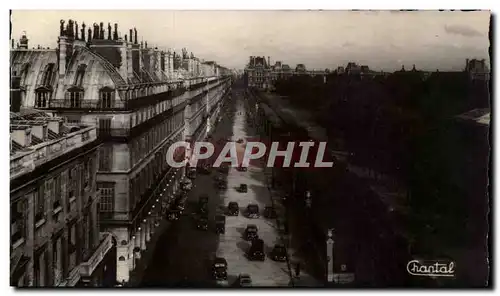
[227, 202, 239, 216]
[197, 217, 209, 231]
[217, 180, 228, 190]
[187, 167, 197, 179]
[263, 206, 277, 219]
[271, 243, 287, 262]
[236, 166, 247, 172]
[246, 204, 260, 219]
[167, 209, 181, 221]
[244, 224, 259, 241]
[237, 184, 248, 193]
[215, 215, 226, 234]
[247, 239, 265, 261]
[237, 274, 252, 287]
[212, 257, 228, 280]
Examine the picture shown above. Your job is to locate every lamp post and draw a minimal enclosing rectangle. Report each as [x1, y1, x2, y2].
[326, 228, 335, 283]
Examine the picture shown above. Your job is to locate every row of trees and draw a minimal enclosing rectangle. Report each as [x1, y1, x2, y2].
[272, 70, 490, 252]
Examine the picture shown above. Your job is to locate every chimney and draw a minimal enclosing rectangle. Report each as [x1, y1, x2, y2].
[268, 56, 270, 66]
[134, 28, 138, 44]
[100, 22, 104, 39]
[127, 41, 133, 79]
[30, 121, 48, 142]
[11, 125, 31, 148]
[58, 34, 69, 76]
[113, 23, 118, 40]
[466, 58, 470, 71]
[118, 39, 128, 79]
[46, 118, 64, 135]
[107, 23, 112, 40]
[19, 32, 29, 49]
[129, 29, 133, 43]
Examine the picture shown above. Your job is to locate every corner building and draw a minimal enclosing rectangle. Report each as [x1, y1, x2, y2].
[10, 105, 116, 287]
[10, 19, 232, 285]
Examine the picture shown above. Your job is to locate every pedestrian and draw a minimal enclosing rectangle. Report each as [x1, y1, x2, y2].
[295, 262, 301, 278]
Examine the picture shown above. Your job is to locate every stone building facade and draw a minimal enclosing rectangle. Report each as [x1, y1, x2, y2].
[10, 104, 115, 287]
[10, 19, 232, 285]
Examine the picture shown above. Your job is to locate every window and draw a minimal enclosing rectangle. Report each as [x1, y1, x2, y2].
[99, 145, 113, 171]
[67, 168, 76, 212]
[99, 91, 113, 108]
[34, 184, 45, 223]
[98, 118, 112, 138]
[11, 199, 27, 245]
[53, 175, 62, 217]
[67, 91, 83, 108]
[98, 182, 114, 213]
[35, 91, 49, 107]
[84, 160, 90, 188]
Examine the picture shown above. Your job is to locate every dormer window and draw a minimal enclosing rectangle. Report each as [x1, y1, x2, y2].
[99, 87, 114, 109]
[35, 90, 49, 108]
[66, 87, 84, 108]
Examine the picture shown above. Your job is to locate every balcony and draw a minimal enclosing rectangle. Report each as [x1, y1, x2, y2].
[47, 87, 187, 111]
[10, 126, 98, 180]
[80, 233, 114, 278]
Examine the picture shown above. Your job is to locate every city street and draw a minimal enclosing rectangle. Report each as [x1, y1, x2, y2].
[140, 87, 299, 287]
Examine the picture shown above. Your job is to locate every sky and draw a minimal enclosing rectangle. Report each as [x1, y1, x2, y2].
[10, 10, 490, 71]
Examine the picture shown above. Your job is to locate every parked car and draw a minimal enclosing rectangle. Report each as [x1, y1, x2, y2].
[227, 202, 239, 216]
[237, 274, 252, 287]
[238, 184, 248, 193]
[247, 239, 265, 261]
[244, 224, 259, 241]
[212, 257, 228, 280]
[271, 243, 287, 262]
[246, 204, 260, 219]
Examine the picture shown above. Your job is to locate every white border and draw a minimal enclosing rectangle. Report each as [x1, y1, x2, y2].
[3, 1, 497, 296]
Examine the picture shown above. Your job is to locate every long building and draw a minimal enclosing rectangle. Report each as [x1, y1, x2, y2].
[10, 19, 232, 285]
[244, 56, 328, 90]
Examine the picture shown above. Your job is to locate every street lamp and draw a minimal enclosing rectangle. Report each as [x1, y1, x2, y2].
[327, 228, 335, 283]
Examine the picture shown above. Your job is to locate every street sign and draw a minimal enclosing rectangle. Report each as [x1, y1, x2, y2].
[333, 273, 355, 284]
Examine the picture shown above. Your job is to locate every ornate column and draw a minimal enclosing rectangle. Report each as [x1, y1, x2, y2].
[144, 219, 151, 242]
[140, 222, 146, 250]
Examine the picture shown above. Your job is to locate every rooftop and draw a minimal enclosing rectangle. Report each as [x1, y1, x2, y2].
[10, 108, 98, 180]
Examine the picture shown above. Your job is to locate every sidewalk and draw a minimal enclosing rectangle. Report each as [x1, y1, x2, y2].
[263, 168, 322, 287]
[128, 218, 172, 286]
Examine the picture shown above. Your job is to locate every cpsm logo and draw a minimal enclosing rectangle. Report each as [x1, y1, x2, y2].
[407, 260, 455, 277]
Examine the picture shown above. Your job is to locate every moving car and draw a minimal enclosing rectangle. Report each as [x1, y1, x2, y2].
[247, 239, 265, 261]
[197, 216, 208, 231]
[237, 274, 252, 287]
[271, 243, 287, 262]
[237, 184, 248, 193]
[236, 166, 247, 172]
[246, 204, 260, 219]
[187, 167, 197, 179]
[215, 215, 226, 234]
[180, 179, 192, 191]
[212, 257, 228, 280]
[227, 202, 239, 216]
[244, 224, 259, 241]
[263, 206, 277, 219]
[167, 209, 180, 221]
[197, 164, 211, 175]
[217, 180, 228, 190]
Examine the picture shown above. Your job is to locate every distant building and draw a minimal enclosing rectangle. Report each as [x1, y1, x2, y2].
[244, 56, 328, 90]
